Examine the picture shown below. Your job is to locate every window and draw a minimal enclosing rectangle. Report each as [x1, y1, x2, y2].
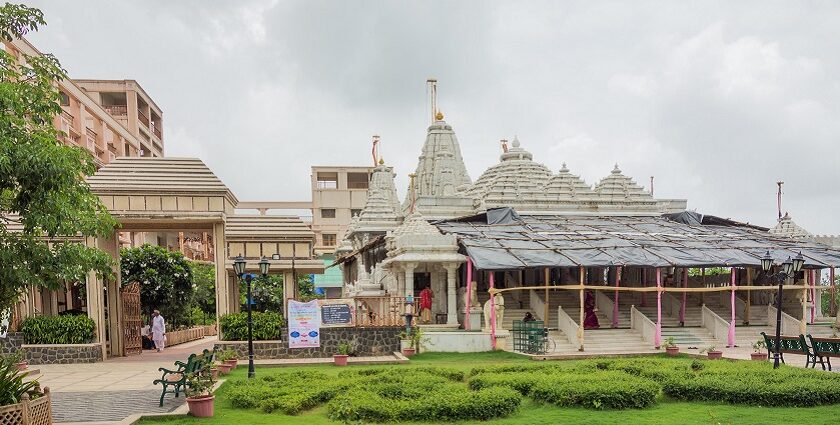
[321, 208, 336, 218]
[351, 209, 362, 217]
[59, 91, 70, 106]
[322, 233, 337, 246]
[316, 172, 338, 189]
[347, 172, 370, 189]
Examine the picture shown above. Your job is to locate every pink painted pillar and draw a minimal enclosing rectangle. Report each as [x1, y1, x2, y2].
[680, 268, 687, 325]
[831, 267, 836, 317]
[641, 268, 648, 307]
[465, 258, 473, 330]
[489, 272, 497, 350]
[655, 268, 662, 348]
[727, 268, 736, 348]
[612, 267, 620, 328]
[810, 269, 816, 324]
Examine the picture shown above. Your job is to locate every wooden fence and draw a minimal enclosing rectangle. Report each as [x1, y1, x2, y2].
[354, 296, 406, 327]
[166, 326, 206, 346]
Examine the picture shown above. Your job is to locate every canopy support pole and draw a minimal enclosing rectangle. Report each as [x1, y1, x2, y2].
[727, 268, 736, 348]
[641, 268, 647, 307]
[701, 268, 706, 305]
[578, 266, 585, 352]
[679, 268, 687, 326]
[831, 267, 836, 317]
[489, 271, 497, 350]
[810, 269, 816, 324]
[465, 258, 473, 330]
[544, 268, 550, 326]
[655, 267, 662, 349]
[745, 268, 752, 325]
[800, 271, 807, 335]
[612, 267, 620, 328]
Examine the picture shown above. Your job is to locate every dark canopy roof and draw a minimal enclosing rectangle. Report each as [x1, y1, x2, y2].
[433, 208, 840, 271]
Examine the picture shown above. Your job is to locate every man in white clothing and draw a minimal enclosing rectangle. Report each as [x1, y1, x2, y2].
[151, 310, 166, 352]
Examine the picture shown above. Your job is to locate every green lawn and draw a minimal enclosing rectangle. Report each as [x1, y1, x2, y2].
[140, 352, 840, 425]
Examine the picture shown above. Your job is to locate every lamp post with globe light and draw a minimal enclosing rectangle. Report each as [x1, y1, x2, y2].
[233, 255, 270, 378]
[761, 251, 805, 369]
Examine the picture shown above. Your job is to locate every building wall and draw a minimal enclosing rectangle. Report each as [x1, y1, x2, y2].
[310, 166, 373, 254]
[4, 38, 164, 165]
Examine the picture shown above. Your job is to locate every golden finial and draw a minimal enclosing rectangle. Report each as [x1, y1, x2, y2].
[378, 157, 385, 165]
[435, 110, 444, 121]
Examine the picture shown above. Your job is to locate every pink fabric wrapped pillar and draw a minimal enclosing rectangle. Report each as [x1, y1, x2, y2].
[612, 267, 621, 328]
[465, 258, 473, 330]
[680, 268, 687, 325]
[489, 272, 497, 350]
[727, 268, 736, 348]
[655, 268, 662, 348]
[641, 268, 647, 307]
[810, 269, 816, 324]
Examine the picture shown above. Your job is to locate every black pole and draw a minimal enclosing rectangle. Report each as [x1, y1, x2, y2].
[773, 279, 783, 369]
[246, 274, 255, 378]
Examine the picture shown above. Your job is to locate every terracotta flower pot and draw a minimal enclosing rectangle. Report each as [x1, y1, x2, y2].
[333, 354, 349, 366]
[187, 395, 215, 417]
[707, 350, 723, 360]
[210, 367, 220, 380]
[225, 358, 238, 369]
[15, 362, 28, 372]
[751, 352, 766, 361]
[217, 363, 233, 375]
[402, 348, 416, 357]
[666, 346, 679, 356]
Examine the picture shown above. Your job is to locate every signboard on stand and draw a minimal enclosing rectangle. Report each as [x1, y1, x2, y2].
[318, 299, 355, 327]
[288, 300, 320, 348]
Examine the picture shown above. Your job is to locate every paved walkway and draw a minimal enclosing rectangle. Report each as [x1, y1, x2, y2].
[52, 390, 184, 423]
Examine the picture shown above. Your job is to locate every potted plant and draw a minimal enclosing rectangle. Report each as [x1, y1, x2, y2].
[701, 345, 722, 360]
[215, 350, 233, 375]
[185, 372, 215, 417]
[398, 330, 413, 354]
[7, 352, 27, 372]
[398, 328, 424, 357]
[751, 340, 767, 361]
[223, 349, 238, 369]
[663, 337, 679, 356]
[0, 354, 51, 424]
[334, 342, 352, 366]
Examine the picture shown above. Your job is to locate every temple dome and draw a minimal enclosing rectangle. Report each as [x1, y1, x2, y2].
[468, 137, 553, 205]
[406, 116, 472, 202]
[593, 164, 654, 201]
[769, 213, 812, 238]
[543, 163, 596, 201]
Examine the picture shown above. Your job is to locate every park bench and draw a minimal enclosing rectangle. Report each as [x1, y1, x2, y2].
[153, 352, 204, 407]
[760, 332, 822, 369]
[807, 335, 840, 371]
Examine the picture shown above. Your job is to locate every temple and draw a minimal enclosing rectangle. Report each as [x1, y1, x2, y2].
[336, 111, 840, 353]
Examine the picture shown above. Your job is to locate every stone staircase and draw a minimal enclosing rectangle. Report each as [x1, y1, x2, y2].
[581, 328, 650, 353]
[660, 327, 717, 348]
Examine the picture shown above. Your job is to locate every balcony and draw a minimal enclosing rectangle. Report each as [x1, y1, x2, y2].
[137, 110, 149, 127]
[103, 105, 127, 116]
[151, 123, 162, 140]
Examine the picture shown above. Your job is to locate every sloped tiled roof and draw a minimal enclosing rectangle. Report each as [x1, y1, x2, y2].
[225, 215, 314, 241]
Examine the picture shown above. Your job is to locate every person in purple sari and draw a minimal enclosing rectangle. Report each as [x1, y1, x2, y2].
[583, 290, 600, 329]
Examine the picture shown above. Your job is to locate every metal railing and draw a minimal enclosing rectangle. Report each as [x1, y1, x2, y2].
[137, 110, 149, 127]
[103, 105, 128, 116]
[152, 123, 162, 139]
[354, 296, 405, 327]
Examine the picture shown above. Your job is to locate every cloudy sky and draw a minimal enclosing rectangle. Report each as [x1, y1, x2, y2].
[25, 1, 840, 233]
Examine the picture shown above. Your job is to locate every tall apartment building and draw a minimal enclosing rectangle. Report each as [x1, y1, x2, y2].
[309, 166, 373, 297]
[4, 38, 163, 165]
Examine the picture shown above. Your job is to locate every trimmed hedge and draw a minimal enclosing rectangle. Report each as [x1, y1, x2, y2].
[529, 372, 660, 409]
[20, 314, 96, 344]
[219, 311, 284, 341]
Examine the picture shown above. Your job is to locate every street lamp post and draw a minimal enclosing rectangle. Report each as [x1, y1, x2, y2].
[233, 255, 271, 379]
[761, 251, 805, 369]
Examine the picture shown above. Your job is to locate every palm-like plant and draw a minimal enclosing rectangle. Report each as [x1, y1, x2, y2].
[0, 354, 40, 406]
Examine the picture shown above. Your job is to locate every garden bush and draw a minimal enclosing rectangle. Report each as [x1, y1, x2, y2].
[529, 372, 660, 409]
[19, 314, 95, 344]
[226, 372, 349, 414]
[220, 311, 284, 341]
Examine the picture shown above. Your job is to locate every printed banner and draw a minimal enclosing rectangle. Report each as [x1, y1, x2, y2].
[318, 299, 355, 328]
[288, 299, 320, 348]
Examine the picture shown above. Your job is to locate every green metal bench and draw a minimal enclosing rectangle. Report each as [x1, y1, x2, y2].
[807, 335, 839, 371]
[153, 353, 201, 407]
[760, 332, 822, 368]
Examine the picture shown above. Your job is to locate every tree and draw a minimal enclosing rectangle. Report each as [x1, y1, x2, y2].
[189, 261, 216, 325]
[240, 274, 285, 312]
[0, 3, 115, 314]
[120, 245, 194, 326]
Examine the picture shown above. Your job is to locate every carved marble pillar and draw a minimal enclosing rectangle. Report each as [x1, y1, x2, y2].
[404, 263, 417, 300]
[445, 263, 458, 325]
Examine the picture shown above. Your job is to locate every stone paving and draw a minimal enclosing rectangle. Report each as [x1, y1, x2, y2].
[52, 390, 183, 423]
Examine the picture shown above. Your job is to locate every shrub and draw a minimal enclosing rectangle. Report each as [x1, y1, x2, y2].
[220, 311, 284, 341]
[20, 315, 95, 344]
[529, 372, 660, 409]
[469, 372, 550, 394]
[0, 354, 41, 406]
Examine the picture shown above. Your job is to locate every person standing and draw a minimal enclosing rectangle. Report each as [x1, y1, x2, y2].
[419, 286, 433, 324]
[151, 310, 166, 352]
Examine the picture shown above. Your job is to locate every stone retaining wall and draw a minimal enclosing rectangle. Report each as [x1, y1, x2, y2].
[22, 343, 103, 364]
[0, 332, 23, 355]
[215, 327, 401, 359]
